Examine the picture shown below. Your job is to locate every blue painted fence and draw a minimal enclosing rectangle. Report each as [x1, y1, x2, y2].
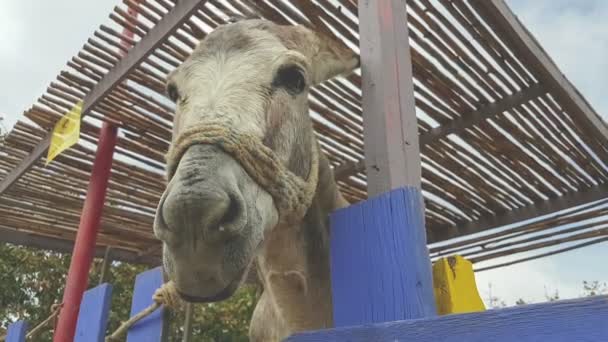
[289, 187, 608, 341]
[287, 295, 608, 341]
[330, 187, 436, 326]
[6, 188, 608, 341]
[5, 266, 164, 342]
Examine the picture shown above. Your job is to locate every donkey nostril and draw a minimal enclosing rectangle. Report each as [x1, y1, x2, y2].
[218, 194, 240, 227]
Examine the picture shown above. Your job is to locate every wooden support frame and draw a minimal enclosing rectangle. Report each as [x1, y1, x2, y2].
[0, 0, 207, 196]
[418, 83, 544, 146]
[429, 182, 608, 243]
[358, 0, 421, 195]
[334, 84, 545, 181]
[286, 295, 608, 341]
[0, 226, 160, 266]
[327, 0, 436, 330]
[472, 0, 608, 142]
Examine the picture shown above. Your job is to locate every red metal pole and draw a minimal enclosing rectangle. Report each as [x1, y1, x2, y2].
[53, 3, 140, 340]
[53, 122, 118, 342]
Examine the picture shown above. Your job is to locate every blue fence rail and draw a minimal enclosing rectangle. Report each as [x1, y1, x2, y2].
[5, 267, 164, 342]
[290, 187, 608, 341]
[6, 189, 608, 341]
[287, 295, 608, 341]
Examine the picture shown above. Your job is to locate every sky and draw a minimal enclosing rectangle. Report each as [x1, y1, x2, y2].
[474, 0, 608, 305]
[0, 0, 607, 306]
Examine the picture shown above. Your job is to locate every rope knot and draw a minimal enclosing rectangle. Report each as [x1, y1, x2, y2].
[165, 119, 319, 225]
[153, 280, 183, 310]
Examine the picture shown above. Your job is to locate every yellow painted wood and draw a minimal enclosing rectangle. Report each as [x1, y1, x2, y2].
[432, 255, 486, 315]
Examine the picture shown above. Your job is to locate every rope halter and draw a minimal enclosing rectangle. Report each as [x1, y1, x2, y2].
[165, 119, 319, 225]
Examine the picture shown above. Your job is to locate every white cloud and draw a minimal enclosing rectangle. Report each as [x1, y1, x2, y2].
[0, 0, 118, 130]
[468, 0, 608, 306]
[0, 1, 25, 59]
[506, 0, 608, 120]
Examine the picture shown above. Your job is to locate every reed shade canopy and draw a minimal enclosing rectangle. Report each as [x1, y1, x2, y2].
[1, 0, 608, 271]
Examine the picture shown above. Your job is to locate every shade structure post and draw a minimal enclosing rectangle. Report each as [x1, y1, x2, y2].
[359, 0, 422, 195]
[52, 122, 118, 342]
[53, 2, 142, 339]
[328, 0, 436, 327]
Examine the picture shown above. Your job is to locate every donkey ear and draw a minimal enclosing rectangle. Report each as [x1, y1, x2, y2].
[309, 30, 360, 85]
[278, 25, 360, 85]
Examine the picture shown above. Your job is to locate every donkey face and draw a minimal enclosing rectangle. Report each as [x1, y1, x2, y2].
[154, 19, 357, 302]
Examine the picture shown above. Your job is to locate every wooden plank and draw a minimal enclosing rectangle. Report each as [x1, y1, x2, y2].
[475, 236, 608, 272]
[419, 84, 544, 146]
[127, 267, 165, 342]
[0, 226, 266, 285]
[0, 226, 161, 266]
[286, 295, 608, 341]
[430, 183, 608, 243]
[0, 0, 208, 196]
[5, 321, 28, 342]
[358, 0, 422, 195]
[75, 283, 113, 342]
[333, 84, 544, 181]
[473, 0, 608, 142]
[432, 256, 485, 315]
[330, 187, 436, 327]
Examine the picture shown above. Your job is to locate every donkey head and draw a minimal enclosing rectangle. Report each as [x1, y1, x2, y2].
[154, 19, 358, 302]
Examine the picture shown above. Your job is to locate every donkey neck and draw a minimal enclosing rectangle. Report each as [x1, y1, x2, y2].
[256, 150, 345, 334]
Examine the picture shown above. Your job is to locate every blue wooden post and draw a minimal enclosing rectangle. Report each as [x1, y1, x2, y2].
[75, 283, 113, 342]
[5, 321, 28, 342]
[330, 187, 436, 327]
[127, 266, 165, 342]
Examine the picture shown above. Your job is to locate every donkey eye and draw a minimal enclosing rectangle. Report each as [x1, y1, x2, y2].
[272, 65, 306, 95]
[167, 82, 180, 103]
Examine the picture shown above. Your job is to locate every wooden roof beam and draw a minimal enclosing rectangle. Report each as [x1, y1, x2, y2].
[333, 83, 544, 181]
[0, 226, 161, 266]
[0, 0, 207, 196]
[419, 83, 544, 146]
[428, 182, 608, 243]
[472, 0, 608, 142]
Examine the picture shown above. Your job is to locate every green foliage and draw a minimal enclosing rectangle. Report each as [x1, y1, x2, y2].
[486, 280, 607, 309]
[544, 287, 560, 302]
[484, 283, 506, 309]
[167, 285, 260, 342]
[0, 244, 72, 341]
[582, 280, 608, 297]
[0, 244, 259, 341]
[514, 298, 527, 306]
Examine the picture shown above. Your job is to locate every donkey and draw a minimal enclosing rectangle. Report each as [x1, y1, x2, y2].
[153, 18, 359, 341]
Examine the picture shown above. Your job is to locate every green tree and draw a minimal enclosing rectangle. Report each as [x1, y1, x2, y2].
[484, 283, 506, 309]
[487, 280, 606, 309]
[514, 298, 527, 306]
[582, 280, 608, 297]
[0, 244, 259, 341]
[544, 286, 560, 302]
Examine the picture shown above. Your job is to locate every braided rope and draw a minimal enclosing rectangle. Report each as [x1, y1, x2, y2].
[105, 281, 182, 341]
[105, 120, 320, 340]
[165, 119, 319, 225]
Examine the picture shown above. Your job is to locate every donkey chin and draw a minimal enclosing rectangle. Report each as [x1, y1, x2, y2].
[153, 144, 278, 302]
